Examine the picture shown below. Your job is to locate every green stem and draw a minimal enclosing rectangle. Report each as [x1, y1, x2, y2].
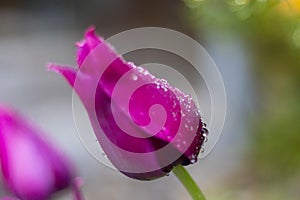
[172, 165, 206, 200]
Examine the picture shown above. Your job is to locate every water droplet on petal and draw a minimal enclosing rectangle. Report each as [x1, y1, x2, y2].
[172, 112, 176, 118]
[200, 147, 205, 153]
[205, 137, 208, 143]
[202, 127, 208, 134]
[131, 74, 138, 80]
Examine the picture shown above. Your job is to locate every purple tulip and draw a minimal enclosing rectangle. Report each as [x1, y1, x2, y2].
[48, 27, 207, 180]
[0, 105, 83, 200]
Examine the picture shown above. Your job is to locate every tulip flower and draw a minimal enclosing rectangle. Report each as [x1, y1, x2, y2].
[0, 104, 84, 200]
[48, 27, 207, 180]
[49, 27, 208, 199]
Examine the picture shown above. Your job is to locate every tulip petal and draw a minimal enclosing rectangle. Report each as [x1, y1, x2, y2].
[0, 105, 78, 199]
[47, 64, 77, 87]
[76, 26, 102, 66]
[49, 27, 206, 180]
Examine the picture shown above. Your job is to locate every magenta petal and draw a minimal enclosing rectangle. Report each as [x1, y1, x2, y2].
[0, 105, 78, 199]
[49, 27, 206, 180]
[47, 64, 77, 87]
[76, 26, 102, 66]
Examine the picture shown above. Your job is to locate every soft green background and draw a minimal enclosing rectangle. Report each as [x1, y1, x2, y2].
[183, 0, 300, 199]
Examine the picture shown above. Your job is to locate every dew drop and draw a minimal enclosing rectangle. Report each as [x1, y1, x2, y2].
[131, 74, 138, 80]
[172, 112, 176, 118]
[190, 159, 196, 164]
[200, 147, 205, 153]
[128, 62, 136, 68]
[202, 127, 208, 134]
[137, 67, 144, 73]
[205, 137, 208, 143]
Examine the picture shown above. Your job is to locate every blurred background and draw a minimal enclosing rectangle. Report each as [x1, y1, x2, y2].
[0, 0, 300, 199]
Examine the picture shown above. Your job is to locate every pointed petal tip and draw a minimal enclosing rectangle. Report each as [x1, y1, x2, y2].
[75, 26, 96, 48]
[75, 42, 83, 48]
[84, 26, 96, 37]
[47, 63, 71, 74]
[75, 25, 104, 66]
[84, 25, 104, 43]
[47, 63, 60, 72]
[46, 63, 77, 87]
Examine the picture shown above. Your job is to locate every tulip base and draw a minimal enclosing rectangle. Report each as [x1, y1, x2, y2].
[172, 165, 206, 200]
